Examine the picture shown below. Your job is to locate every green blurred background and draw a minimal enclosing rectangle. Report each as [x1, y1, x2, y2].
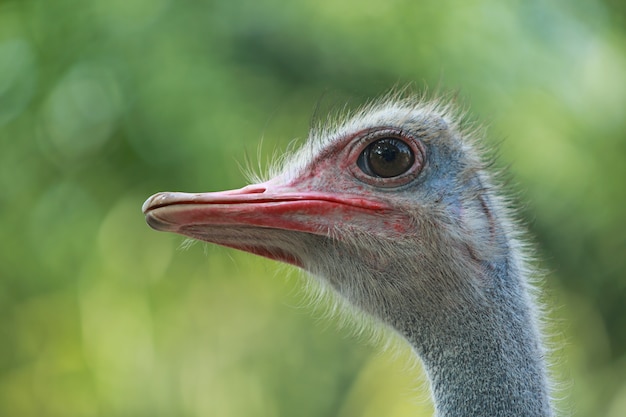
[1, 0, 625, 416]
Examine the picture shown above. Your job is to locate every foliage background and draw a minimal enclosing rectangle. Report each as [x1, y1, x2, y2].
[0, 0, 625, 416]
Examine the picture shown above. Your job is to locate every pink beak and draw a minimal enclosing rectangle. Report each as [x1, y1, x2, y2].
[142, 182, 394, 267]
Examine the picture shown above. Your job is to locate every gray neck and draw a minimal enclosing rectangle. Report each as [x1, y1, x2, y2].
[399, 266, 552, 416]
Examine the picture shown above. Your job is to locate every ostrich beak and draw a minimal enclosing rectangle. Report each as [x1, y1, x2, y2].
[142, 182, 394, 267]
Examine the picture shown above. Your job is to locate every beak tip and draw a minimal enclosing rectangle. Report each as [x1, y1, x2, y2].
[142, 192, 170, 214]
[143, 193, 178, 231]
[145, 210, 176, 232]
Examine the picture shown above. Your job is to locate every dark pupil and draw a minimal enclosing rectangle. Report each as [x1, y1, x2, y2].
[359, 138, 414, 178]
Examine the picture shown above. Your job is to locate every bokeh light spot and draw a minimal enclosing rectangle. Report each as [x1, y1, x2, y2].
[28, 181, 101, 277]
[97, 195, 174, 282]
[0, 38, 36, 126]
[39, 63, 124, 164]
[91, 0, 170, 33]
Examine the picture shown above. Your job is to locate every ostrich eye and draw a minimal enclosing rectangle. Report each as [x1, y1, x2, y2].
[357, 138, 415, 178]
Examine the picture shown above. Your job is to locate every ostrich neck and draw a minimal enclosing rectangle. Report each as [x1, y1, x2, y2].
[400, 265, 553, 416]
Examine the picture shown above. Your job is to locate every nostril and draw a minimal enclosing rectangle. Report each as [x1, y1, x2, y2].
[242, 185, 267, 194]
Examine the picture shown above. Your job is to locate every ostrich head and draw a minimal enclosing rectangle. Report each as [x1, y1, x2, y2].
[143, 95, 553, 416]
[144, 98, 506, 328]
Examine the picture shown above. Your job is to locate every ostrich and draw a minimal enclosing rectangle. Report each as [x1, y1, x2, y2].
[142, 95, 554, 416]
